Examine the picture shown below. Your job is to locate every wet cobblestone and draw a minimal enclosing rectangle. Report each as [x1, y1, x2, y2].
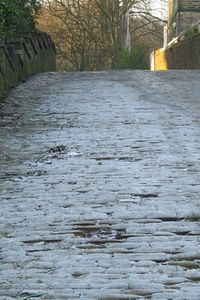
[0, 71, 200, 299]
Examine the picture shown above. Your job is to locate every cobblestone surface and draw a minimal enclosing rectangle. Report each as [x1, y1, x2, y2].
[0, 70, 200, 299]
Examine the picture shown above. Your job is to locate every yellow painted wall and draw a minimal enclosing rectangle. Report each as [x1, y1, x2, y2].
[151, 49, 168, 71]
[151, 32, 200, 70]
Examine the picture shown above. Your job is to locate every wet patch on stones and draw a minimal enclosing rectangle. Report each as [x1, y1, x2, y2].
[48, 144, 67, 153]
[19, 291, 45, 299]
[39, 144, 68, 161]
[71, 271, 87, 278]
[173, 231, 191, 236]
[168, 260, 200, 269]
[158, 217, 184, 222]
[47, 144, 68, 159]
[0, 171, 20, 180]
[132, 193, 158, 199]
[99, 296, 140, 300]
[72, 222, 127, 247]
[90, 156, 143, 162]
[187, 277, 200, 283]
[26, 170, 48, 176]
[22, 238, 63, 244]
[185, 214, 200, 222]
[0, 169, 48, 180]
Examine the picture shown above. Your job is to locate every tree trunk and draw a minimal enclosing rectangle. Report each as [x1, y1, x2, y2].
[122, 10, 131, 52]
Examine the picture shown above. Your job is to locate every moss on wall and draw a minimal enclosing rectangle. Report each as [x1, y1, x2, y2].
[0, 31, 56, 99]
[0, 71, 5, 95]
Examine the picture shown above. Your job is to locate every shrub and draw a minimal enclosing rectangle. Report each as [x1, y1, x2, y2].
[118, 44, 150, 69]
[0, 0, 41, 38]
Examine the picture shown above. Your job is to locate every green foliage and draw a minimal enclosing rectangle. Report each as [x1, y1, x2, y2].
[0, 0, 41, 37]
[185, 25, 199, 39]
[118, 44, 150, 70]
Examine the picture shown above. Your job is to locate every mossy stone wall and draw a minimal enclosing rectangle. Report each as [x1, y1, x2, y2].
[0, 31, 56, 98]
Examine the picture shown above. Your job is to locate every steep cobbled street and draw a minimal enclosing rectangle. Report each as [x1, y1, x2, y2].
[1, 70, 200, 299]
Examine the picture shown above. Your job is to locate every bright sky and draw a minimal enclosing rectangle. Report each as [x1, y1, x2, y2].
[151, 0, 168, 18]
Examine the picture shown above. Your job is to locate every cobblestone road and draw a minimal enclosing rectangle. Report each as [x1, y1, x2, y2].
[1, 71, 200, 299]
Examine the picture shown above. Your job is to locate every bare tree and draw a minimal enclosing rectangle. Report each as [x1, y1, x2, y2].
[38, 0, 167, 70]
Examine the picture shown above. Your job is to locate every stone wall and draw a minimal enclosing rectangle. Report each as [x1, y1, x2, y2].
[168, 0, 200, 40]
[151, 32, 200, 70]
[0, 31, 56, 98]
